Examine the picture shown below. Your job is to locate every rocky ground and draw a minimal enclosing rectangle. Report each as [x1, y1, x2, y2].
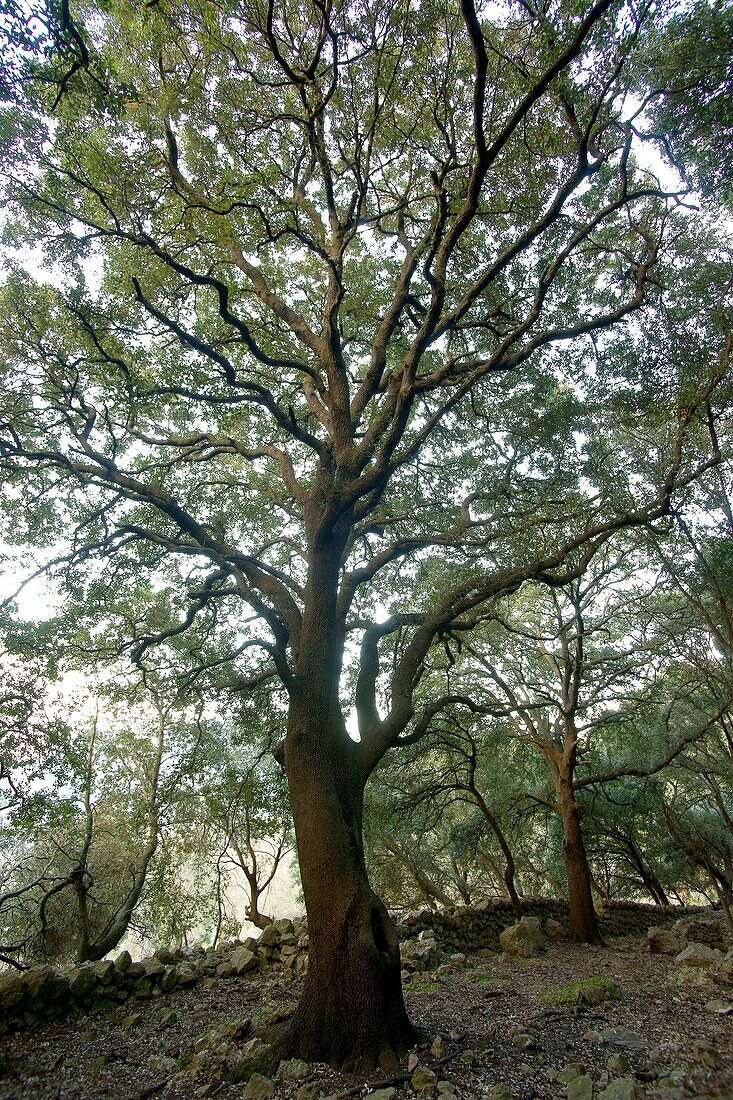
[1, 933, 733, 1100]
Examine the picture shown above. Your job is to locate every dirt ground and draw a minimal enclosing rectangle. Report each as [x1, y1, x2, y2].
[1, 934, 732, 1099]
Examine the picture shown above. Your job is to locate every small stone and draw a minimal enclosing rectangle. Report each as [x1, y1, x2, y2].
[606, 1054, 631, 1075]
[160, 967, 177, 992]
[430, 1036, 445, 1057]
[674, 943, 724, 968]
[690, 1039, 721, 1068]
[243, 1074, 275, 1099]
[216, 962, 234, 979]
[459, 1049, 475, 1064]
[23, 966, 63, 1002]
[91, 959, 116, 984]
[567, 1075, 594, 1100]
[710, 954, 733, 986]
[672, 965, 711, 988]
[231, 947, 258, 975]
[412, 1065, 439, 1091]
[545, 918, 565, 942]
[158, 1008, 178, 1027]
[295, 1086, 319, 1100]
[141, 957, 166, 980]
[407, 1052, 420, 1072]
[511, 1034, 535, 1050]
[0, 973, 25, 1012]
[437, 1082, 457, 1100]
[705, 998, 733, 1014]
[146, 1054, 177, 1075]
[276, 1059, 310, 1082]
[369, 1089, 397, 1100]
[115, 951, 132, 972]
[499, 917, 547, 958]
[221, 1018, 251, 1041]
[258, 925, 281, 948]
[557, 1065, 586, 1084]
[241, 1038, 269, 1060]
[647, 928, 681, 955]
[68, 966, 98, 998]
[597, 1079, 641, 1100]
[175, 964, 197, 986]
[598, 1026, 648, 1050]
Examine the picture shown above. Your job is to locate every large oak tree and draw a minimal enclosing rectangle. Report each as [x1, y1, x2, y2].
[0, 0, 728, 1070]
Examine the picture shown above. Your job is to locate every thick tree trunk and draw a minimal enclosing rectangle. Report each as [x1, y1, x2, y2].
[557, 779, 603, 944]
[274, 520, 418, 1071]
[279, 728, 417, 1071]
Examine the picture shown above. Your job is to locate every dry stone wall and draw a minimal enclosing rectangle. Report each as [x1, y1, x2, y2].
[0, 917, 308, 1036]
[396, 897, 710, 954]
[0, 898, 718, 1034]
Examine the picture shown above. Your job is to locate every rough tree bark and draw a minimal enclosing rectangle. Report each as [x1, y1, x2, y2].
[274, 521, 418, 1070]
[555, 772, 603, 944]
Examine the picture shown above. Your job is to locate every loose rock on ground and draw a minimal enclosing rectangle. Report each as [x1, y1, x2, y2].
[1, 913, 732, 1100]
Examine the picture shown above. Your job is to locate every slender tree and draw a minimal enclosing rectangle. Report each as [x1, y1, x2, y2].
[426, 552, 725, 941]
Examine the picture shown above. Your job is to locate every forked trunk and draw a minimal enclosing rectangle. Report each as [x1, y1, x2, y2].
[274, 524, 418, 1071]
[625, 840, 670, 906]
[245, 905, 274, 930]
[557, 779, 603, 944]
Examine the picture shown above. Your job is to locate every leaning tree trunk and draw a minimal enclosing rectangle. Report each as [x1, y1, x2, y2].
[273, 524, 418, 1072]
[470, 786, 523, 919]
[556, 776, 603, 944]
[624, 837, 670, 906]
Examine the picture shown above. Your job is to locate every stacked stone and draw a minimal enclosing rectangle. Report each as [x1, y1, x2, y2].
[595, 900, 708, 938]
[0, 917, 310, 1035]
[400, 930, 441, 972]
[649, 914, 730, 956]
[398, 898, 571, 953]
[397, 897, 712, 954]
